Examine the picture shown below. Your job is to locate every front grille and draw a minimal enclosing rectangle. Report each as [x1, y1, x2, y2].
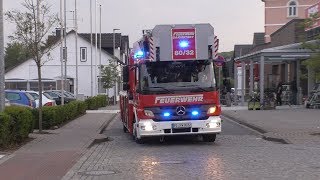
[145, 105, 212, 122]
[172, 128, 191, 133]
[192, 128, 199, 132]
[164, 129, 171, 134]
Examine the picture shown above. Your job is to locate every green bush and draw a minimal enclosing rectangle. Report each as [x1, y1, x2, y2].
[33, 100, 88, 130]
[4, 106, 34, 143]
[85, 95, 107, 110]
[0, 113, 11, 147]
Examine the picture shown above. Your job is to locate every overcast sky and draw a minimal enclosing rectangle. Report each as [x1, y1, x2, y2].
[3, 0, 264, 52]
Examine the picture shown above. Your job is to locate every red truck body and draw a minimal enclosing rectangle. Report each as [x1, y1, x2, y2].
[120, 24, 222, 143]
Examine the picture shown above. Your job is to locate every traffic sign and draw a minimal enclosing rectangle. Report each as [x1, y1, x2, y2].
[215, 55, 225, 67]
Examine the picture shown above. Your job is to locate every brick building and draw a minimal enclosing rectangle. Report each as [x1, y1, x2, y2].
[263, 0, 318, 42]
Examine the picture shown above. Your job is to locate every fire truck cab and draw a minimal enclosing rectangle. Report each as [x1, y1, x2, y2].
[120, 24, 222, 143]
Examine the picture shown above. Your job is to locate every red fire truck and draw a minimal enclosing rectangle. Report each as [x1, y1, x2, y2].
[120, 24, 221, 143]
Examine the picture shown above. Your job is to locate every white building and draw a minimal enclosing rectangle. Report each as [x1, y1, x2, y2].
[5, 30, 129, 99]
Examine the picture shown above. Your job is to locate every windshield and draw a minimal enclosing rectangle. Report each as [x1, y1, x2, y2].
[139, 60, 216, 94]
[29, 93, 40, 100]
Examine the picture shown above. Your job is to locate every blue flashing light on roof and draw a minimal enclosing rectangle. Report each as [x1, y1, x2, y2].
[179, 41, 189, 48]
[134, 51, 144, 59]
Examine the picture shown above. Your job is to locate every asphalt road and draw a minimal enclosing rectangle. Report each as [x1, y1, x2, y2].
[64, 116, 320, 180]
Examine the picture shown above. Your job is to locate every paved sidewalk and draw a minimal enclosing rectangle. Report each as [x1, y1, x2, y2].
[0, 112, 117, 180]
[222, 106, 320, 145]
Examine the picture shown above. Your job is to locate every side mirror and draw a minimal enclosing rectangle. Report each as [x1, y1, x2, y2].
[123, 84, 130, 91]
[122, 66, 129, 83]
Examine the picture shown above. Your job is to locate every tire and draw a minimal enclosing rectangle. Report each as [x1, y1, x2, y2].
[123, 125, 128, 133]
[135, 136, 145, 144]
[203, 134, 216, 142]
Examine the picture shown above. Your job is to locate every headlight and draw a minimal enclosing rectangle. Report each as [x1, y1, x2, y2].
[141, 121, 156, 131]
[144, 110, 154, 117]
[207, 106, 217, 114]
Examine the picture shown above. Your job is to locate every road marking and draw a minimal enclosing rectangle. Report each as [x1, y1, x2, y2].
[86, 110, 120, 114]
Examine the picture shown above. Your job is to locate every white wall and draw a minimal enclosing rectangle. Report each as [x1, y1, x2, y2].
[5, 32, 118, 97]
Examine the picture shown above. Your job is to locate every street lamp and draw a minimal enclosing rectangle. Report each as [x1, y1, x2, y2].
[113, 28, 120, 105]
[0, 0, 5, 112]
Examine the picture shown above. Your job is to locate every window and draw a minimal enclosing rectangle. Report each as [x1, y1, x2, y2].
[5, 92, 21, 101]
[288, 1, 298, 17]
[80, 47, 87, 62]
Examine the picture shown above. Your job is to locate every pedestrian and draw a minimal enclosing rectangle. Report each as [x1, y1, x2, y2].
[223, 78, 232, 107]
[276, 81, 283, 106]
[291, 77, 298, 105]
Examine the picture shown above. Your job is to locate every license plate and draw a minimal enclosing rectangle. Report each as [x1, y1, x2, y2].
[172, 123, 192, 129]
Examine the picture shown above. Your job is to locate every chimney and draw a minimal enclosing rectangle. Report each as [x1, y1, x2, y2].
[56, 28, 61, 38]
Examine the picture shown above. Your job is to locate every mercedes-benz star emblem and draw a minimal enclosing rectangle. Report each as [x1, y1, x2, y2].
[176, 106, 186, 116]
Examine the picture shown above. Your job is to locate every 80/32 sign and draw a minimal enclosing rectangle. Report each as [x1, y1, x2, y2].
[171, 28, 197, 60]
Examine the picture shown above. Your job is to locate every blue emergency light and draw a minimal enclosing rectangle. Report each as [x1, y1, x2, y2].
[134, 51, 144, 59]
[179, 41, 189, 48]
[191, 110, 199, 116]
[163, 112, 171, 117]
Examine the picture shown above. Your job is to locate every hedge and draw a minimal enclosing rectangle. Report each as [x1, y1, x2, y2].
[85, 95, 107, 110]
[33, 100, 87, 130]
[0, 113, 11, 147]
[1, 95, 105, 148]
[4, 106, 34, 144]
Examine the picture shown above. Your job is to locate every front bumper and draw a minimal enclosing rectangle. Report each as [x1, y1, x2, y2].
[137, 116, 221, 137]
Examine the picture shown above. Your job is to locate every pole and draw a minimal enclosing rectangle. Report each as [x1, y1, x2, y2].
[99, 5, 102, 94]
[113, 30, 116, 105]
[0, 0, 5, 112]
[60, 0, 65, 105]
[75, 0, 78, 98]
[64, 0, 67, 92]
[90, 0, 93, 97]
[95, 0, 98, 95]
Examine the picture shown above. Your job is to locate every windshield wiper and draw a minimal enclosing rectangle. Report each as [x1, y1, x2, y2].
[176, 85, 210, 92]
[146, 87, 174, 94]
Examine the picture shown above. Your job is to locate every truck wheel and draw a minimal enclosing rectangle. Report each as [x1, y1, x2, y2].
[134, 130, 145, 144]
[203, 134, 216, 142]
[123, 125, 128, 133]
[135, 137, 145, 144]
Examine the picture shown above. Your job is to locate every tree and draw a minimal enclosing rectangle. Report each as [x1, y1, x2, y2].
[6, 0, 58, 133]
[303, 13, 320, 82]
[5, 42, 30, 70]
[100, 59, 119, 101]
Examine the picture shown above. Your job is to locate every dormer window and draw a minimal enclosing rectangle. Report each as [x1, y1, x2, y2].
[288, 1, 298, 17]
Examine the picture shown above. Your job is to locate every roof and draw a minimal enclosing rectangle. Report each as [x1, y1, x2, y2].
[233, 45, 253, 59]
[78, 33, 129, 50]
[252, 33, 265, 47]
[270, 19, 304, 37]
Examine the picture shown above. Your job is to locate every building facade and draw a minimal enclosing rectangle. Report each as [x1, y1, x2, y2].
[263, 0, 318, 42]
[5, 31, 129, 98]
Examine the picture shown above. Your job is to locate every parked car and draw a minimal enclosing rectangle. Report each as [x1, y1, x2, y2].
[26, 91, 56, 108]
[5, 90, 36, 108]
[43, 90, 76, 105]
[5, 98, 10, 106]
[5, 98, 33, 108]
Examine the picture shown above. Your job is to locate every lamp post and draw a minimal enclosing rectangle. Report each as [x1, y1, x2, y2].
[113, 28, 120, 105]
[99, 5, 102, 94]
[90, 0, 93, 96]
[0, 0, 5, 112]
[60, 0, 65, 105]
[74, 0, 78, 97]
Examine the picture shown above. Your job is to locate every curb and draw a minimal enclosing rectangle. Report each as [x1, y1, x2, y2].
[222, 113, 291, 144]
[222, 113, 267, 134]
[262, 135, 291, 144]
[98, 113, 118, 134]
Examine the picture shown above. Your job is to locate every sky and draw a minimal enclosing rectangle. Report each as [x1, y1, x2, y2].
[3, 0, 265, 52]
